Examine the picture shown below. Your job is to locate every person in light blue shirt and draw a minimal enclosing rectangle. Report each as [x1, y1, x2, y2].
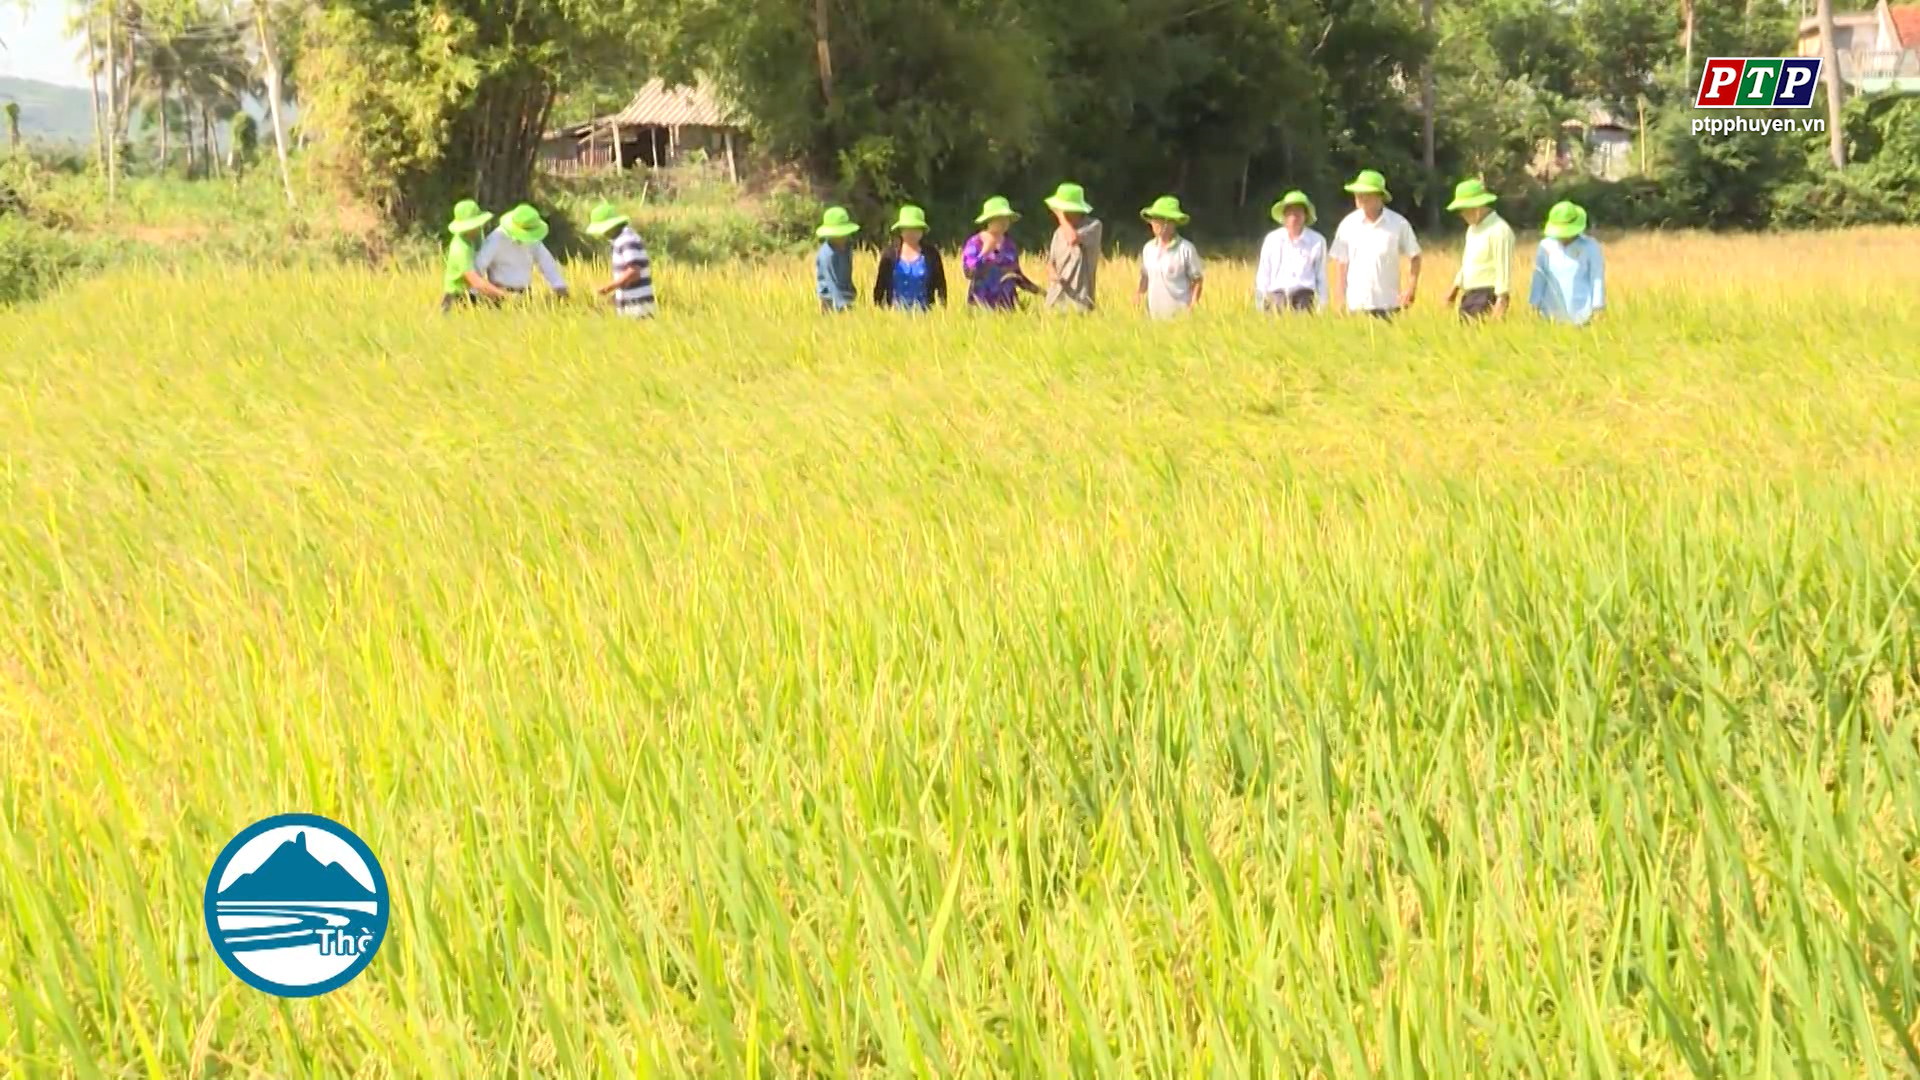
[1529, 201, 1605, 326]
[814, 207, 860, 312]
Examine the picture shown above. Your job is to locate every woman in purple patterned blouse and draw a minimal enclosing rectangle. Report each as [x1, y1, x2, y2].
[961, 196, 1042, 311]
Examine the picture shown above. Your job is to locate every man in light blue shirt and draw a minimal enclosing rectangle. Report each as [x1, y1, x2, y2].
[814, 207, 860, 312]
[1529, 201, 1605, 326]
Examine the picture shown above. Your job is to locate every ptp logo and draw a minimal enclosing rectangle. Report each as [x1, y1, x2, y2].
[1695, 57, 1822, 108]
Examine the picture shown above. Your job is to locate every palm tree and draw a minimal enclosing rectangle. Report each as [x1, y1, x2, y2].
[131, 27, 190, 167]
[4, 101, 21, 154]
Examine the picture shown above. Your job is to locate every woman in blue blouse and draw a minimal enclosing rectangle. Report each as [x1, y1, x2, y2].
[872, 205, 949, 311]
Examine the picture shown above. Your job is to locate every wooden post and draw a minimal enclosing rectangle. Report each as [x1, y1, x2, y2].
[724, 130, 738, 183]
[612, 122, 624, 171]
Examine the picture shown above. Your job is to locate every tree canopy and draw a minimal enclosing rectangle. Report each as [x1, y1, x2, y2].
[284, 0, 1819, 230]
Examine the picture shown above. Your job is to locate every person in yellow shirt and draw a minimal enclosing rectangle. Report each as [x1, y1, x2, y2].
[1443, 179, 1515, 320]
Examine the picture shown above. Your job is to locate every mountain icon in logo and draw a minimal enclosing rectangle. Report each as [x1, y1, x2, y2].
[204, 814, 390, 998]
[219, 830, 378, 902]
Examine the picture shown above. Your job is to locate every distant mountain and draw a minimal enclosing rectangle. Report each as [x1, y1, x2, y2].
[0, 77, 283, 151]
[0, 77, 95, 146]
[219, 830, 376, 902]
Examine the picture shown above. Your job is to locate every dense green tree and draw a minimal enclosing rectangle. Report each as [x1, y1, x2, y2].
[298, 0, 647, 219]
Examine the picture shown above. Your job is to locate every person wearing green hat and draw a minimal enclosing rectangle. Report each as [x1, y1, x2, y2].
[871, 205, 948, 311]
[1442, 178, 1515, 320]
[1328, 169, 1421, 319]
[1135, 196, 1205, 320]
[1255, 190, 1327, 313]
[440, 199, 511, 311]
[960, 196, 1040, 311]
[1043, 182, 1103, 313]
[1529, 201, 1606, 326]
[814, 207, 861, 312]
[584, 201, 655, 319]
[474, 203, 568, 299]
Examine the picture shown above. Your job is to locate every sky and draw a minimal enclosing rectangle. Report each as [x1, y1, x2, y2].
[0, 1, 87, 87]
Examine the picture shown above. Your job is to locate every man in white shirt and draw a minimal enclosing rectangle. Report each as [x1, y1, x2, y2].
[1327, 169, 1421, 319]
[475, 203, 568, 298]
[1254, 189, 1326, 312]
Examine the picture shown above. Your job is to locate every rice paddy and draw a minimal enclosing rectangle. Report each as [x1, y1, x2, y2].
[2, 228, 1919, 1078]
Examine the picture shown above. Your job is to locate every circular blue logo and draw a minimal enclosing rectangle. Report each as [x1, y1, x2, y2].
[203, 813, 389, 998]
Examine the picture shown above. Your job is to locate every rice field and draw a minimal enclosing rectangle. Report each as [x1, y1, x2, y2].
[2, 228, 1919, 1079]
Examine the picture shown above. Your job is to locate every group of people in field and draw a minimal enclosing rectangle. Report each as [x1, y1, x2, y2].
[439, 169, 1605, 327]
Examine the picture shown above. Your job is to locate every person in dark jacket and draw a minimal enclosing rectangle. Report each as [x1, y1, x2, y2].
[872, 204, 948, 311]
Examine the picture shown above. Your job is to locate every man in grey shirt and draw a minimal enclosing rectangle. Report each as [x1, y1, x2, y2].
[1042, 182, 1102, 312]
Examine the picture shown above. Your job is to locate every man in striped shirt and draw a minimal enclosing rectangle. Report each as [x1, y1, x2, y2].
[586, 202, 656, 319]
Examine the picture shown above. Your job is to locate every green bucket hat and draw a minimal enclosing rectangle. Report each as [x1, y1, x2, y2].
[448, 199, 494, 235]
[1271, 190, 1316, 226]
[501, 203, 549, 244]
[890, 204, 930, 233]
[1044, 182, 1094, 215]
[585, 201, 631, 238]
[816, 206, 861, 239]
[1343, 169, 1391, 200]
[1446, 178, 1498, 212]
[1543, 201, 1589, 240]
[974, 196, 1021, 225]
[1140, 195, 1190, 225]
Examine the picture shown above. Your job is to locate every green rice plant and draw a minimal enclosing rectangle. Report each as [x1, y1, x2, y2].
[0, 229, 1917, 1079]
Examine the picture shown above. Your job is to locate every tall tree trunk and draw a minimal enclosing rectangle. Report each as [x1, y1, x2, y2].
[113, 17, 135, 141]
[203, 107, 221, 178]
[467, 78, 555, 214]
[1421, 0, 1438, 232]
[104, 3, 119, 206]
[86, 19, 108, 175]
[1682, 0, 1695, 77]
[157, 84, 170, 168]
[1816, 0, 1847, 166]
[256, 3, 297, 207]
[186, 101, 198, 175]
[813, 0, 835, 106]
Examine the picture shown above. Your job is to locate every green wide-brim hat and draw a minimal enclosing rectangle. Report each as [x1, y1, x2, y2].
[501, 204, 549, 244]
[1140, 196, 1190, 225]
[1544, 201, 1589, 240]
[890, 205, 930, 233]
[1343, 169, 1391, 199]
[974, 196, 1021, 224]
[448, 199, 493, 235]
[1044, 183, 1093, 214]
[1271, 190, 1316, 226]
[816, 207, 861, 238]
[585, 201, 631, 238]
[1446, 178, 1498, 211]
